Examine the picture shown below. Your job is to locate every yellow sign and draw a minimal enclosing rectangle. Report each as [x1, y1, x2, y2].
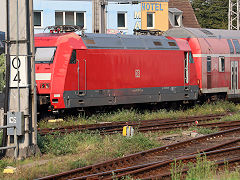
[141, 2, 169, 31]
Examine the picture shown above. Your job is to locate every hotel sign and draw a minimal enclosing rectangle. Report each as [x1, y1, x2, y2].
[141, 3, 164, 11]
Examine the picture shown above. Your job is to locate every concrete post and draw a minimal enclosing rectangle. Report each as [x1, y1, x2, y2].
[5, 0, 38, 158]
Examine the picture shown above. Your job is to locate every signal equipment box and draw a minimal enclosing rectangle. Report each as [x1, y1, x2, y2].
[7, 112, 24, 136]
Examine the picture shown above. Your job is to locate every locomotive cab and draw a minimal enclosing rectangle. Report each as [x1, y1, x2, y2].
[35, 31, 86, 112]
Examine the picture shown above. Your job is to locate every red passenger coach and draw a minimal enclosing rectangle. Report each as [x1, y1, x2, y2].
[165, 28, 240, 99]
[35, 31, 199, 112]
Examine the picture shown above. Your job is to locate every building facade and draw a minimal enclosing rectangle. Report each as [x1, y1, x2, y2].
[34, 0, 200, 34]
[0, 0, 6, 32]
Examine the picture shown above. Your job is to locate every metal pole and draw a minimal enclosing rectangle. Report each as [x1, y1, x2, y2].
[237, 0, 240, 30]
[228, 0, 232, 30]
[29, 0, 37, 146]
[16, 0, 20, 112]
[2, 0, 10, 157]
[228, 0, 240, 30]
[14, 127, 18, 159]
[100, 1, 106, 33]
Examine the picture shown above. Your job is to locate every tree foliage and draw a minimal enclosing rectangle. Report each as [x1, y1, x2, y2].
[0, 54, 5, 92]
[191, 0, 229, 29]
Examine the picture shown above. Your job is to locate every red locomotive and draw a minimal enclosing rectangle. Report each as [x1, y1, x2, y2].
[35, 27, 198, 112]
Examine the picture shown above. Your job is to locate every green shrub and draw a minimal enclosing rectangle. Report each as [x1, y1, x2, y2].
[38, 131, 161, 160]
[38, 131, 101, 156]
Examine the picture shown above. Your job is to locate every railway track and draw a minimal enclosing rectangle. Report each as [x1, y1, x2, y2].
[38, 126, 240, 180]
[38, 113, 231, 135]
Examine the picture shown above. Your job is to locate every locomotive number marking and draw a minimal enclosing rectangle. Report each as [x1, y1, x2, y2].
[10, 56, 27, 87]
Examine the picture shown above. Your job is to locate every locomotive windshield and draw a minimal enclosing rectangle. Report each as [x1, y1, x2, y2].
[35, 47, 56, 63]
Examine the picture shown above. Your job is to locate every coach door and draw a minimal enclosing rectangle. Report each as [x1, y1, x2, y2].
[231, 61, 238, 94]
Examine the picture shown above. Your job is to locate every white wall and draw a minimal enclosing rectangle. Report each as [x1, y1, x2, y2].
[0, 0, 6, 32]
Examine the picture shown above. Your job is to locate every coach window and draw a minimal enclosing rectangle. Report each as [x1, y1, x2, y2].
[70, 50, 76, 64]
[117, 12, 127, 29]
[219, 57, 225, 72]
[233, 40, 240, 54]
[207, 56, 211, 72]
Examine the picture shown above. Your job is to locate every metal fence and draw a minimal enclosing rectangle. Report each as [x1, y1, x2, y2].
[0, 125, 18, 159]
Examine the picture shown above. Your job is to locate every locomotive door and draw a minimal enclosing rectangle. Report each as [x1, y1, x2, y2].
[231, 61, 238, 94]
[184, 52, 190, 86]
[77, 50, 87, 96]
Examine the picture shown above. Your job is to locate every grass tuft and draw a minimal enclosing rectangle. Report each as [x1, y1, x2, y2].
[188, 126, 219, 135]
[38, 101, 240, 129]
[186, 155, 217, 180]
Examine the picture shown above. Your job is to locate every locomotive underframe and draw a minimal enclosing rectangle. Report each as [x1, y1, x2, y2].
[61, 85, 199, 109]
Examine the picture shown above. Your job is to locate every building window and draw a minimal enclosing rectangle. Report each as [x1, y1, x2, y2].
[55, 12, 63, 25]
[76, 13, 84, 28]
[168, 8, 183, 27]
[174, 15, 182, 27]
[65, 12, 74, 25]
[207, 56, 211, 72]
[219, 57, 225, 72]
[147, 13, 154, 29]
[55, 11, 86, 29]
[34, 11, 43, 28]
[117, 12, 127, 29]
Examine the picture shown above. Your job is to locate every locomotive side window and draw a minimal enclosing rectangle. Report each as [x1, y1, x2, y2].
[153, 41, 162, 46]
[35, 47, 56, 63]
[207, 56, 211, 72]
[189, 52, 194, 63]
[168, 42, 177, 46]
[233, 40, 240, 54]
[70, 50, 76, 64]
[219, 57, 225, 72]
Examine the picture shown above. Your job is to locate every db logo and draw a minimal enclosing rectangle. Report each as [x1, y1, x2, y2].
[135, 69, 140, 78]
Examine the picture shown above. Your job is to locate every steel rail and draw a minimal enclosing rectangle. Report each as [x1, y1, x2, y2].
[38, 113, 227, 135]
[38, 127, 240, 180]
[38, 119, 240, 136]
[110, 146, 240, 180]
[54, 138, 240, 180]
[144, 156, 240, 180]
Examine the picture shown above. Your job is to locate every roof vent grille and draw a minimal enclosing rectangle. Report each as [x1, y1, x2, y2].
[199, 29, 214, 36]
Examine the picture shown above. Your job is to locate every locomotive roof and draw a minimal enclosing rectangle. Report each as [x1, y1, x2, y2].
[164, 27, 240, 39]
[81, 33, 179, 50]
